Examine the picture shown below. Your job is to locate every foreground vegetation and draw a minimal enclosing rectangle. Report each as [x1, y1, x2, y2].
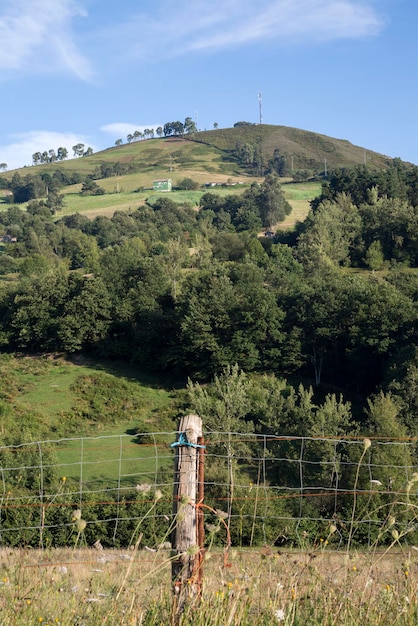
[0, 546, 417, 625]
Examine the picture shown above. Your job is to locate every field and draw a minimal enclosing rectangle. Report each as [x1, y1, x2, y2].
[52, 180, 318, 229]
[0, 546, 416, 625]
[279, 181, 321, 228]
[0, 354, 178, 487]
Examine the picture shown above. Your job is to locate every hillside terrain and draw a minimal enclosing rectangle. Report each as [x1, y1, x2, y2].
[195, 124, 391, 170]
[0, 124, 416, 552]
[0, 123, 394, 225]
[1, 123, 392, 186]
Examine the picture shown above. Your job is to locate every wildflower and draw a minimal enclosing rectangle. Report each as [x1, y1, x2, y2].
[392, 529, 400, 541]
[274, 608, 286, 622]
[215, 509, 229, 519]
[72, 509, 82, 521]
[406, 474, 418, 493]
[329, 524, 337, 534]
[61, 476, 67, 483]
[154, 489, 163, 502]
[405, 570, 410, 577]
[363, 438, 372, 450]
[206, 523, 220, 533]
[136, 483, 151, 494]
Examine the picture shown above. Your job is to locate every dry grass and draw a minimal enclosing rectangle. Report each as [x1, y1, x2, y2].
[1, 546, 417, 625]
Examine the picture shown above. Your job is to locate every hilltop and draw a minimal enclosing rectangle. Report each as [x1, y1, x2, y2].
[2, 123, 392, 184]
[195, 124, 391, 171]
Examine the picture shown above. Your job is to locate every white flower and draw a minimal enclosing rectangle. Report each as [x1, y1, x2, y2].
[136, 483, 151, 494]
[274, 608, 286, 622]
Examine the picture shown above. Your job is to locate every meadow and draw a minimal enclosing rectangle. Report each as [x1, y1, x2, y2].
[54, 180, 317, 228]
[0, 354, 179, 486]
[0, 546, 416, 625]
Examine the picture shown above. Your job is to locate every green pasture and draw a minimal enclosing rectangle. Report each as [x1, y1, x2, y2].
[2, 354, 179, 486]
[57, 189, 147, 217]
[283, 181, 322, 200]
[12, 356, 176, 426]
[55, 431, 174, 487]
[16, 136, 242, 184]
[277, 181, 320, 228]
[57, 182, 256, 218]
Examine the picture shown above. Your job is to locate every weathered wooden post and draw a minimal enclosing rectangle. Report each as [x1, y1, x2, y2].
[171, 414, 203, 621]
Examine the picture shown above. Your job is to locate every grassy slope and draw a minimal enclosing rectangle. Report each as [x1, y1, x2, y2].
[195, 124, 391, 170]
[0, 355, 178, 485]
[2, 123, 391, 223]
[3, 124, 392, 185]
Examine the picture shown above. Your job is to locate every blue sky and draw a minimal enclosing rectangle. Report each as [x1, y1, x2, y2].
[0, 0, 416, 170]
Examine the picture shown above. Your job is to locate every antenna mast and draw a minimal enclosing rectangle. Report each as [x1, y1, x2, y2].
[258, 91, 263, 124]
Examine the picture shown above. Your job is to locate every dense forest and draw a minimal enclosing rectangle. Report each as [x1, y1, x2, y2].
[0, 157, 417, 547]
[0, 161, 416, 393]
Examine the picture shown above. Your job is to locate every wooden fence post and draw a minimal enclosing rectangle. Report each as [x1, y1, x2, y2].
[171, 414, 203, 621]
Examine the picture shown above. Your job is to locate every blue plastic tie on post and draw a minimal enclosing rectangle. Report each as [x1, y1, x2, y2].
[170, 431, 206, 449]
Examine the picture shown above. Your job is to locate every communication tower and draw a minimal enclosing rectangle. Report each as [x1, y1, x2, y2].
[258, 92, 263, 124]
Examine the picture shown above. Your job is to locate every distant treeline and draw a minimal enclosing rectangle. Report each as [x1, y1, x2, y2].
[0, 161, 141, 204]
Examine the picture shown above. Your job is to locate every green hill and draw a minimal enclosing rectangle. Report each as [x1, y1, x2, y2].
[0, 124, 394, 224]
[3, 124, 392, 183]
[195, 124, 391, 171]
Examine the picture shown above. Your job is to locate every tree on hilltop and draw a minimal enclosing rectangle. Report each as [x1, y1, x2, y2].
[72, 143, 85, 157]
[57, 147, 68, 161]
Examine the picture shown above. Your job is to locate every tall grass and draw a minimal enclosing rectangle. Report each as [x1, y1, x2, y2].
[1, 419, 418, 623]
[0, 546, 417, 625]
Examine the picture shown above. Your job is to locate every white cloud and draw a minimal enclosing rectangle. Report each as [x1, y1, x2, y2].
[0, 0, 92, 80]
[0, 131, 96, 171]
[101, 123, 164, 140]
[129, 0, 385, 60]
[0, 1, 385, 80]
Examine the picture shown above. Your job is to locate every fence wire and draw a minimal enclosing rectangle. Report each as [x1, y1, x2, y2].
[0, 431, 417, 549]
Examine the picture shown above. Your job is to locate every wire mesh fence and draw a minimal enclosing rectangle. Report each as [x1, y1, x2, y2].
[1, 431, 418, 549]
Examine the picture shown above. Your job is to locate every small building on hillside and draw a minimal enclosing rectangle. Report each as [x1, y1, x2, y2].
[153, 178, 172, 192]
